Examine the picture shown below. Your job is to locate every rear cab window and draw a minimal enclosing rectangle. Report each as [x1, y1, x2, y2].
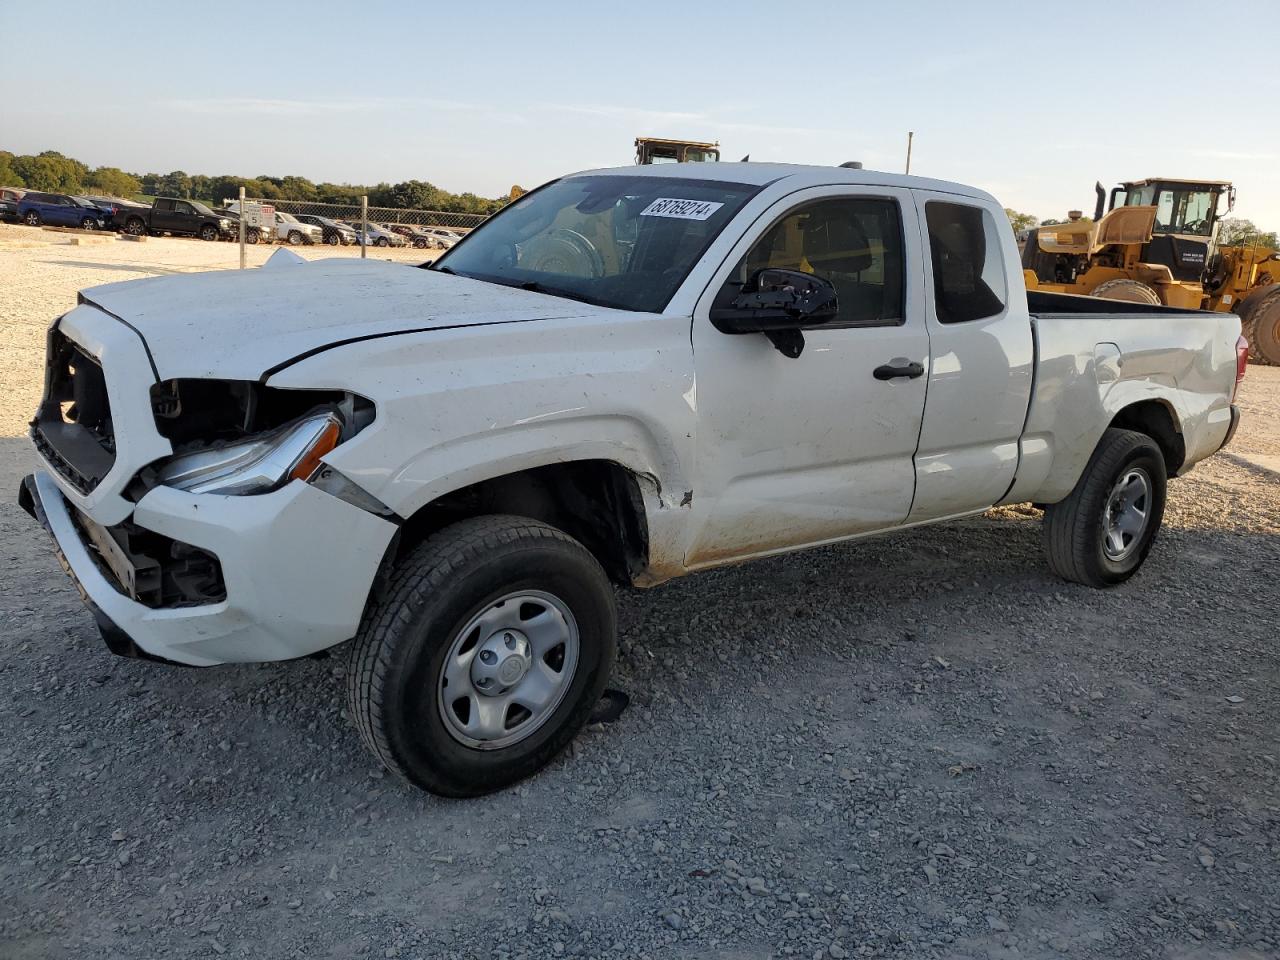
[924, 201, 1007, 324]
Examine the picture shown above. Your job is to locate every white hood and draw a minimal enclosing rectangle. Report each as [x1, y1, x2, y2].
[79, 258, 594, 381]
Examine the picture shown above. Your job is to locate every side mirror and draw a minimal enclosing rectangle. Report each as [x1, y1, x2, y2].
[709, 268, 839, 358]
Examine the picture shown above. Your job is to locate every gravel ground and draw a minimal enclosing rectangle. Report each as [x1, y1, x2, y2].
[1, 228, 1278, 960]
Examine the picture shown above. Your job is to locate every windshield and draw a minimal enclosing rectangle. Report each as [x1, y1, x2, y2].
[1153, 187, 1215, 236]
[1125, 184, 1217, 236]
[190, 201, 217, 217]
[434, 174, 761, 312]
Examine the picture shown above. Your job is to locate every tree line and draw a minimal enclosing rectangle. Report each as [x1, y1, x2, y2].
[0, 148, 508, 214]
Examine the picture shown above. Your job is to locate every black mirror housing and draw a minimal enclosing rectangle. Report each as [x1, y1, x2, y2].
[710, 268, 839, 335]
[709, 268, 840, 359]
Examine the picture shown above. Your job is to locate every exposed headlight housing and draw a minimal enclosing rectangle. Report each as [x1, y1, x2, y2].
[157, 412, 341, 495]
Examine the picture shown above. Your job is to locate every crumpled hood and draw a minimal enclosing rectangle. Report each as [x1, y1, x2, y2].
[79, 258, 593, 381]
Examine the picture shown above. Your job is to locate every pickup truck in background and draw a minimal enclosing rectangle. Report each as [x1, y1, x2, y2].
[117, 197, 235, 241]
[20, 163, 1246, 797]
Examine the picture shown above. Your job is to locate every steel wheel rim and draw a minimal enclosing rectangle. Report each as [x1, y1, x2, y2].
[1102, 467, 1151, 560]
[438, 589, 580, 751]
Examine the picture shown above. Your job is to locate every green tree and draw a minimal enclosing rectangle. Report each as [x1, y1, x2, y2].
[0, 152, 23, 187]
[1004, 208, 1039, 234]
[160, 170, 193, 198]
[1218, 217, 1279, 249]
[86, 166, 142, 197]
[12, 154, 84, 192]
[279, 175, 317, 201]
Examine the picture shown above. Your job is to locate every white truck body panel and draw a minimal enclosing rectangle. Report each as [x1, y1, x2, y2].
[24, 162, 1240, 665]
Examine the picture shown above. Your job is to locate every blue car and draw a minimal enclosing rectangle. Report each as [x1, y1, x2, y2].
[18, 192, 107, 230]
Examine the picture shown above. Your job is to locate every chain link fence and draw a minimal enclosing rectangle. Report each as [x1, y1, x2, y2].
[249, 198, 486, 232]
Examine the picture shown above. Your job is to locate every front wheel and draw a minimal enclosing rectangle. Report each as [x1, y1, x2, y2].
[376, 237, 389, 247]
[325, 233, 339, 246]
[199, 224, 218, 241]
[81, 217, 97, 230]
[346, 516, 616, 797]
[287, 229, 303, 245]
[1043, 428, 1167, 587]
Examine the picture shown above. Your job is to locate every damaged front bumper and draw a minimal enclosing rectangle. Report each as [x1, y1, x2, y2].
[21, 470, 397, 667]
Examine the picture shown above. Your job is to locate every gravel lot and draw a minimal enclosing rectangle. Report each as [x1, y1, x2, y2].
[1, 227, 1278, 960]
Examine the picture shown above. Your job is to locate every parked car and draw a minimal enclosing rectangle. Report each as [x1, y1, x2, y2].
[20, 162, 1245, 797]
[356, 221, 407, 247]
[79, 195, 149, 226]
[17, 192, 107, 230]
[274, 211, 323, 245]
[425, 227, 462, 248]
[294, 214, 357, 246]
[1, 186, 26, 222]
[116, 198, 235, 241]
[389, 223, 441, 249]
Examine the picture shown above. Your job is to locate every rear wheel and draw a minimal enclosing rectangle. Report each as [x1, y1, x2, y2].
[124, 217, 146, 236]
[1246, 289, 1280, 366]
[23, 211, 41, 227]
[1043, 428, 1166, 587]
[346, 516, 616, 797]
[1091, 278, 1162, 305]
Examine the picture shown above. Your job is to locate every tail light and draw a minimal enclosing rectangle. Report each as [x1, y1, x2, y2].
[1233, 334, 1248, 402]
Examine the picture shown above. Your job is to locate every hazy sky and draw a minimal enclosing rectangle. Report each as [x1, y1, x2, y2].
[3, 0, 1278, 226]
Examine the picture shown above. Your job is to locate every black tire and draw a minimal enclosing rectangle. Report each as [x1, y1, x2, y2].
[376, 236, 389, 247]
[413, 238, 427, 248]
[1248, 289, 1280, 366]
[80, 217, 97, 230]
[325, 233, 339, 246]
[287, 229, 303, 245]
[346, 515, 616, 797]
[246, 228, 259, 245]
[199, 224, 218, 241]
[124, 217, 145, 236]
[23, 211, 41, 227]
[1043, 428, 1167, 587]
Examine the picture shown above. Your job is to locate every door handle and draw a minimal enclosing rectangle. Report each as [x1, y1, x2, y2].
[873, 359, 925, 381]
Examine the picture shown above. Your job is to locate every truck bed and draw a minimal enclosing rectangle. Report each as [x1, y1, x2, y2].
[1027, 289, 1220, 318]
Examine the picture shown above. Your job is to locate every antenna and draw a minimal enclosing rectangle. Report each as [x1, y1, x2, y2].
[905, 131, 914, 174]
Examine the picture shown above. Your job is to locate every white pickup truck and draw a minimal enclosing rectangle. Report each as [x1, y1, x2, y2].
[21, 162, 1247, 796]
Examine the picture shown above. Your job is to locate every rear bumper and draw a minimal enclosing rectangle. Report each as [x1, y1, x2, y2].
[21, 470, 396, 667]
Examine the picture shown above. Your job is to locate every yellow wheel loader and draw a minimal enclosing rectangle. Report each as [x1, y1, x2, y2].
[1022, 178, 1280, 363]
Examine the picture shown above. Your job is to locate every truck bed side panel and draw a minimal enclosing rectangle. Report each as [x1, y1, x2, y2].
[1004, 310, 1238, 504]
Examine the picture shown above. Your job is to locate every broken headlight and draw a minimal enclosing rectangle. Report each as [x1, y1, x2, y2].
[156, 412, 341, 496]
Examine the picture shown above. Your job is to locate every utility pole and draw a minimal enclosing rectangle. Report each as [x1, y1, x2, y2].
[905, 131, 914, 175]
[238, 186, 246, 270]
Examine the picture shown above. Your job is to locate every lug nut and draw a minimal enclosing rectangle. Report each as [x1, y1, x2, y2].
[479, 650, 496, 664]
[504, 633, 515, 648]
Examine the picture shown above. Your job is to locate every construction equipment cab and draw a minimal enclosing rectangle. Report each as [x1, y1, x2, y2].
[1023, 177, 1233, 309]
[635, 137, 720, 164]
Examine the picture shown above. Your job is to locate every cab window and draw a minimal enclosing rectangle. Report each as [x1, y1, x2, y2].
[924, 201, 1007, 324]
[723, 197, 905, 327]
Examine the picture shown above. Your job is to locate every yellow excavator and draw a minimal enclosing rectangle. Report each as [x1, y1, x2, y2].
[1022, 177, 1280, 363]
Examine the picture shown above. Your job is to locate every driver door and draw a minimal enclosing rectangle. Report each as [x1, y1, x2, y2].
[686, 186, 930, 567]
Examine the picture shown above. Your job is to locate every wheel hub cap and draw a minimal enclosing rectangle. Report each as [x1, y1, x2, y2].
[438, 591, 579, 750]
[471, 630, 532, 693]
[1102, 468, 1151, 561]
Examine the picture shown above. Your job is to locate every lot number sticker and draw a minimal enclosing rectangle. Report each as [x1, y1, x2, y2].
[640, 198, 724, 220]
